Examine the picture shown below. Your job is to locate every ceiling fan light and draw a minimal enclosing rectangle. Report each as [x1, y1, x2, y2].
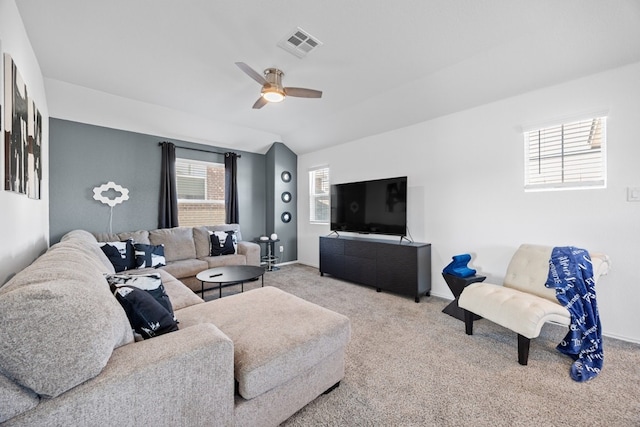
[262, 89, 285, 103]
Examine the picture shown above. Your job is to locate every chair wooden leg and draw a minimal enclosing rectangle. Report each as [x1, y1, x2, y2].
[517, 334, 530, 365]
[463, 310, 474, 335]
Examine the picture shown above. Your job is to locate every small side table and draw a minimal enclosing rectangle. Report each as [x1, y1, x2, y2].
[254, 238, 280, 271]
[442, 273, 486, 321]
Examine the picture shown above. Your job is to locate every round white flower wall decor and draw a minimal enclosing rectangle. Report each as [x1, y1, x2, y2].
[92, 182, 130, 207]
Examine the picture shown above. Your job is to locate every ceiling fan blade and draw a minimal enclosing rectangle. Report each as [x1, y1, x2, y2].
[235, 62, 268, 86]
[252, 96, 268, 109]
[284, 87, 323, 98]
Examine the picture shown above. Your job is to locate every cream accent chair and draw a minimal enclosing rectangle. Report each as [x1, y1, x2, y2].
[458, 244, 610, 365]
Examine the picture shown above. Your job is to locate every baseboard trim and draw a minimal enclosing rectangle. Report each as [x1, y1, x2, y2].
[274, 260, 298, 267]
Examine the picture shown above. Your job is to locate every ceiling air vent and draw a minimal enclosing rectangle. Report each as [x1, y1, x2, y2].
[278, 27, 323, 58]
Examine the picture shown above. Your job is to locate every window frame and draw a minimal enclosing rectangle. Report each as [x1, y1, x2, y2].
[309, 166, 330, 224]
[523, 115, 607, 192]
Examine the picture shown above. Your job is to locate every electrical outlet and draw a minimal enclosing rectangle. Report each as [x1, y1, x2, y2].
[628, 187, 640, 202]
[279, 246, 284, 253]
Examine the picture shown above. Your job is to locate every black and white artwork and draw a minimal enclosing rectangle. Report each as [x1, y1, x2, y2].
[4, 53, 42, 199]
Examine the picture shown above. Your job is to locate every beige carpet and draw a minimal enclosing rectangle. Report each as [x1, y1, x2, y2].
[207, 264, 640, 426]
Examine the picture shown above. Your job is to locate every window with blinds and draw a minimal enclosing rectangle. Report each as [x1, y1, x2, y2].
[309, 167, 330, 223]
[176, 158, 225, 226]
[176, 160, 207, 200]
[524, 116, 606, 191]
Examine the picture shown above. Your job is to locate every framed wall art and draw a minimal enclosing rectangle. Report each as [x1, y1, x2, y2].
[4, 53, 41, 199]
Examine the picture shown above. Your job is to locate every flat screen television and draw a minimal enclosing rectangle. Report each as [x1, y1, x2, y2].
[330, 176, 407, 237]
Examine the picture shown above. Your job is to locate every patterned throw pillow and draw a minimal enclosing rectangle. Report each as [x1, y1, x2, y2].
[133, 243, 166, 268]
[107, 273, 178, 339]
[113, 287, 178, 339]
[105, 273, 176, 322]
[99, 239, 136, 272]
[209, 231, 238, 256]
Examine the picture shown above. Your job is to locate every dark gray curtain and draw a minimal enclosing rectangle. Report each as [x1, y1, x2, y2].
[159, 141, 179, 228]
[224, 152, 239, 224]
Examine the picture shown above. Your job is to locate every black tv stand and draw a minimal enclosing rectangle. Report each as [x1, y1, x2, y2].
[319, 235, 431, 302]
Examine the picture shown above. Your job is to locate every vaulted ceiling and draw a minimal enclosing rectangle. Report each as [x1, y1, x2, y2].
[15, 0, 640, 154]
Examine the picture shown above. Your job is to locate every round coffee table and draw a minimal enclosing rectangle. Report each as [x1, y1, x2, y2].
[196, 265, 265, 299]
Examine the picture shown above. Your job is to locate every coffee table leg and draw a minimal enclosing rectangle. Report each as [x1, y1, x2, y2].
[201, 281, 204, 299]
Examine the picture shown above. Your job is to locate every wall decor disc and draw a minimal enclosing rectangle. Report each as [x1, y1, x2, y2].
[281, 211, 292, 223]
[281, 191, 292, 203]
[281, 171, 292, 183]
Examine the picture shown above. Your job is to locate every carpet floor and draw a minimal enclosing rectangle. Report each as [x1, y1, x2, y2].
[206, 263, 640, 426]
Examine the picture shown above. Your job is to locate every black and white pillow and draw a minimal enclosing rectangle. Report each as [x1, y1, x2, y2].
[112, 286, 178, 339]
[105, 273, 176, 322]
[99, 239, 136, 272]
[133, 243, 166, 268]
[209, 231, 237, 256]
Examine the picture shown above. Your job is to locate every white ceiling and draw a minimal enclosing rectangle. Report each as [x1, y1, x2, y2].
[15, 0, 640, 154]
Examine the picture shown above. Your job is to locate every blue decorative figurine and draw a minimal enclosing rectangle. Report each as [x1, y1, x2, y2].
[442, 253, 476, 278]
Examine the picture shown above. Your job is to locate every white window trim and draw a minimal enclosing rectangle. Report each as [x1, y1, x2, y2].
[309, 165, 330, 224]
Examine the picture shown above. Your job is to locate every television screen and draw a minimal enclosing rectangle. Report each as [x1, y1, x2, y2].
[330, 176, 407, 236]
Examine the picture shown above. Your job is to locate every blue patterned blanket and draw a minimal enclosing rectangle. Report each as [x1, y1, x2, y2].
[545, 246, 603, 382]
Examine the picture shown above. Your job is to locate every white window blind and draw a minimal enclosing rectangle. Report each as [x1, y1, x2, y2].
[176, 160, 207, 200]
[309, 167, 330, 223]
[524, 116, 606, 191]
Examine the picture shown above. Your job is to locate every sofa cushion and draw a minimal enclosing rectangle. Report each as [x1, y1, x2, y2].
[50, 237, 116, 275]
[60, 229, 99, 243]
[1, 244, 115, 294]
[95, 230, 151, 245]
[161, 258, 209, 280]
[177, 286, 351, 400]
[0, 372, 39, 423]
[0, 273, 134, 398]
[193, 226, 213, 258]
[154, 269, 204, 311]
[201, 254, 247, 268]
[149, 227, 197, 262]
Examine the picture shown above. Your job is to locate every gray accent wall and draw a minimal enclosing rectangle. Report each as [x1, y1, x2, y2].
[49, 119, 269, 244]
[265, 142, 297, 262]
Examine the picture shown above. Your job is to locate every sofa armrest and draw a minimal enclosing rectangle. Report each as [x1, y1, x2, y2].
[238, 241, 261, 266]
[7, 324, 234, 427]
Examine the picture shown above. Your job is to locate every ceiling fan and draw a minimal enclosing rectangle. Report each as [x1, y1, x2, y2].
[235, 62, 323, 109]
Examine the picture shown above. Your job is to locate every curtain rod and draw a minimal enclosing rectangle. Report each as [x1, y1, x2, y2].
[158, 142, 241, 158]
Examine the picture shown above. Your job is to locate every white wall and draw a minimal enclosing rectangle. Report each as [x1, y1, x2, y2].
[0, 0, 49, 284]
[297, 62, 640, 343]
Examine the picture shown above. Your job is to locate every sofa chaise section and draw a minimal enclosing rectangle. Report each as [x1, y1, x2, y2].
[0, 229, 350, 426]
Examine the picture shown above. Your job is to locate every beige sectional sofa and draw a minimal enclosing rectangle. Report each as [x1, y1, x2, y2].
[94, 224, 261, 293]
[0, 230, 351, 426]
